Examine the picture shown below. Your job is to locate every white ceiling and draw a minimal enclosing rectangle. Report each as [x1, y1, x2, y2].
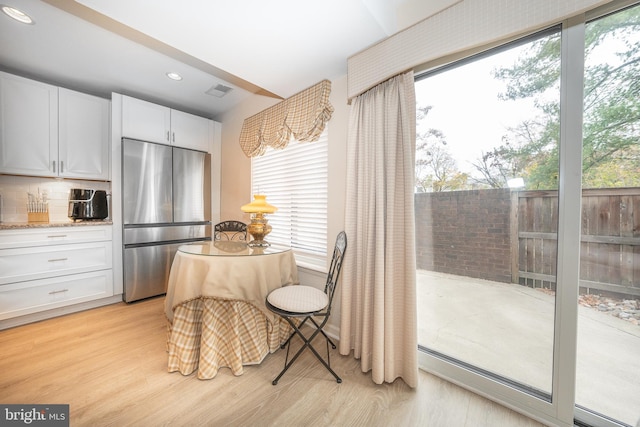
[0, 0, 456, 120]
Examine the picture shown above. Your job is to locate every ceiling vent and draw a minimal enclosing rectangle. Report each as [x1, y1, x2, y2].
[206, 83, 233, 98]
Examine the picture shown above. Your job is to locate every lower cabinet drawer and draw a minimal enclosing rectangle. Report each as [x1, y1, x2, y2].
[0, 241, 112, 285]
[0, 226, 112, 249]
[0, 270, 113, 320]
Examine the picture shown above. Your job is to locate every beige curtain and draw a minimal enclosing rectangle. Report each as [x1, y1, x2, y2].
[239, 80, 334, 157]
[339, 71, 418, 387]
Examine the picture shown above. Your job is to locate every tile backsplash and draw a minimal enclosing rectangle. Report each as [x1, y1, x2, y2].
[0, 175, 110, 223]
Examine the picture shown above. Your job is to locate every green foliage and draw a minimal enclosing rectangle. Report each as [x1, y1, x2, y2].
[493, 34, 562, 103]
[415, 5, 640, 191]
[486, 5, 640, 190]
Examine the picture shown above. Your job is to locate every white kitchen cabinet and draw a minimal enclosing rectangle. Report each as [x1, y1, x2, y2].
[0, 270, 113, 321]
[121, 94, 211, 152]
[121, 95, 171, 144]
[0, 72, 58, 176]
[59, 88, 110, 180]
[0, 241, 112, 285]
[0, 71, 110, 180]
[170, 109, 211, 152]
[0, 225, 114, 324]
[0, 225, 112, 249]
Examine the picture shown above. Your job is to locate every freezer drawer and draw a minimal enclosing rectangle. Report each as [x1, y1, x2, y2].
[123, 242, 183, 302]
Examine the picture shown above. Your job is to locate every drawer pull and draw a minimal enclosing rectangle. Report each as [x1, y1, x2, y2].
[49, 289, 69, 295]
[48, 258, 68, 262]
[47, 235, 67, 238]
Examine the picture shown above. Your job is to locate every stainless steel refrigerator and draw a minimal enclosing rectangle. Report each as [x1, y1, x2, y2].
[122, 138, 211, 302]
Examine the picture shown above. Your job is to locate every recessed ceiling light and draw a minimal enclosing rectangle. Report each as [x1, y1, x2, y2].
[1, 5, 34, 24]
[166, 72, 183, 81]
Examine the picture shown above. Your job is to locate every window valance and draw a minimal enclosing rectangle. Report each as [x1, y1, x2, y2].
[239, 79, 334, 157]
[347, 0, 611, 100]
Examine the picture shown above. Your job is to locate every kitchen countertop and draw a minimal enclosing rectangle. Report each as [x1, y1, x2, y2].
[0, 220, 113, 230]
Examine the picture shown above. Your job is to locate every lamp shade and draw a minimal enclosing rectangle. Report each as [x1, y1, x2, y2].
[241, 194, 278, 214]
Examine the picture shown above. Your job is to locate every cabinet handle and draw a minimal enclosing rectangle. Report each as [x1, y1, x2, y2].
[172, 132, 175, 143]
[47, 235, 67, 238]
[167, 131, 170, 142]
[52, 160, 56, 173]
[60, 161, 64, 173]
[48, 258, 68, 262]
[49, 289, 69, 295]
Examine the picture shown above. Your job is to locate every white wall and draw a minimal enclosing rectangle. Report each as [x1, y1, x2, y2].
[218, 95, 276, 223]
[324, 74, 349, 333]
[218, 75, 349, 333]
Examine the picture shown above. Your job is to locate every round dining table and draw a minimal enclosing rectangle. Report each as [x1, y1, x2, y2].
[164, 241, 299, 379]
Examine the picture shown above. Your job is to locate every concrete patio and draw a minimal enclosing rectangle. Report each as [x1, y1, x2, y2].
[416, 270, 640, 426]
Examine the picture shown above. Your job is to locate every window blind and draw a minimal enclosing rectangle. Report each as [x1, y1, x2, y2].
[251, 130, 328, 270]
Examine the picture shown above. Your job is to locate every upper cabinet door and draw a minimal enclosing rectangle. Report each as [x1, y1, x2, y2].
[0, 72, 58, 177]
[170, 109, 211, 152]
[121, 95, 171, 144]
[58, 88, 110, 180]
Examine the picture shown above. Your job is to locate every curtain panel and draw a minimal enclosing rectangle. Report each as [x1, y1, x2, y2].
[239, 79, 334, 157]
[339, 71, 418, 388]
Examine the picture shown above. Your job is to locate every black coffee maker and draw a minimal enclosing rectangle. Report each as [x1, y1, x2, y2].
[68, 189, 109, 221]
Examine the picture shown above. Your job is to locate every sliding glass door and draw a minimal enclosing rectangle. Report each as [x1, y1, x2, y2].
[416, 2, 640, 426]
[575, 5, 640, 426]
[415, 28, 561, 398]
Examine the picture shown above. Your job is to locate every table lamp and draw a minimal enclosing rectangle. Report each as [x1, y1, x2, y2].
[241, 194, 278, 247]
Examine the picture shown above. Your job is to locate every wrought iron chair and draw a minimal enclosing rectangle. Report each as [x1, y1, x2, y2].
[266, 231, 347, 384]
[214, 220, 247, 241]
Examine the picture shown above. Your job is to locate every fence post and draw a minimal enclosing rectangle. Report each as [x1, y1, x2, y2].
[510, 190, 520, 284]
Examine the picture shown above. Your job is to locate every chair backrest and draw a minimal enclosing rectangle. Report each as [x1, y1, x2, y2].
[324, 231, 347, 312]
[214, 220, 247, 241]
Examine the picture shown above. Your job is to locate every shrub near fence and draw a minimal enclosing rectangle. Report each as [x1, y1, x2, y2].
[415, 187, 640, 298]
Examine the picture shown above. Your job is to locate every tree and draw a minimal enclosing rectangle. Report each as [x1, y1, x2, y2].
[415, 106, 468, 192]
[482, 6, 640, 189]
[471, 111, 561, 190]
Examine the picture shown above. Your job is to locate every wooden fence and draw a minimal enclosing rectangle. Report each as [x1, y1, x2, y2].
[515, 187, 640, 297]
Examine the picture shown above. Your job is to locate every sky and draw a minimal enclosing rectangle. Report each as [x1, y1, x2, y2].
[414, 40, 547, 177]
[414, 18, 638, 182]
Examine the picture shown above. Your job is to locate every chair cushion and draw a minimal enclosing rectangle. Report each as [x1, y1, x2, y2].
[267, 286, 328, 313]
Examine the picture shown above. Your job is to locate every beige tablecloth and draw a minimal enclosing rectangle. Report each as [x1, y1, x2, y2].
[165, 247, 298, 379]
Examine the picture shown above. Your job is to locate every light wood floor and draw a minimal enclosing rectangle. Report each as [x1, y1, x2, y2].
[0, 297, 544, 427]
